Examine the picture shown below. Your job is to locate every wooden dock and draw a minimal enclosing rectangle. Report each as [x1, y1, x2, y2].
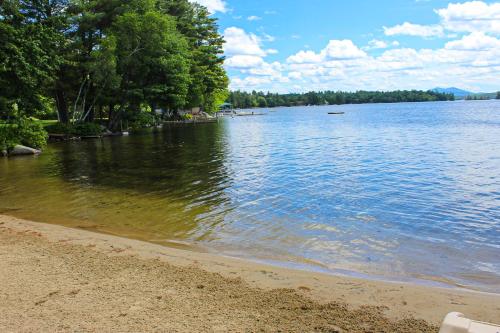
[163, 118, 218, 124]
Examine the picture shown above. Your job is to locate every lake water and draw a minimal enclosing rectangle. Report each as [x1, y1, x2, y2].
[1, 100, 500, 292]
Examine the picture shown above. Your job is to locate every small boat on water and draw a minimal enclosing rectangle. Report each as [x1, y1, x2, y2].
[328, 112, 345, 115]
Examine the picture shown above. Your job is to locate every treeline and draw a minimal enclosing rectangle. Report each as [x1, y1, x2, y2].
[0, 0, 228, 131]
[227, 90, 455, 109]
[465, 95, 491, 100]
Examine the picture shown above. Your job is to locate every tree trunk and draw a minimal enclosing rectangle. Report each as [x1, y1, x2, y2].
[98, 105, 103, 122]
[55, 87, 69, 124]
[108, 104, 124, 132]
[107, 104, 114, 129]
[87, 105, 95, 122]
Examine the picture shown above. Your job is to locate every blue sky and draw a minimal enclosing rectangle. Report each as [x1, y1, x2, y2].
[195, 0, 500, 93]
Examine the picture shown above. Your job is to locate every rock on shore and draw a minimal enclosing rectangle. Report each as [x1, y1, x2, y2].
[8, 145, 41, 156]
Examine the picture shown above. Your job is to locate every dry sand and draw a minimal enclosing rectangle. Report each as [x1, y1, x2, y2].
[1, 215, 499, 332]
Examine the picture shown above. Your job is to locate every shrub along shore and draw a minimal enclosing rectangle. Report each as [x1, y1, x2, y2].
[0, 0, 228, 154]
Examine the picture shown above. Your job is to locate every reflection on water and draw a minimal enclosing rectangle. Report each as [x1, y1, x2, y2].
[1, 100, 500, 292]
[0, 123, 232, 245]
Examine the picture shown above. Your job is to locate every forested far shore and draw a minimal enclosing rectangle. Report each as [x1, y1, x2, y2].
[227, 90, 455, 109]
[1, 0, 227, 152]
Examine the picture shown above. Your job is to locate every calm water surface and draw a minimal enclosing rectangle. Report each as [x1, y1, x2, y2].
[1, 100, 500, 292]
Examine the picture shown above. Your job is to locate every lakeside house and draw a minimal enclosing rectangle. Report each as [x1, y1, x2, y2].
[154, 107, 202, 118]
[217, 102, 235, 116]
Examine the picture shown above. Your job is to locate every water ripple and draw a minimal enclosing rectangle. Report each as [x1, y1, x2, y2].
[1, 101, 500, 291]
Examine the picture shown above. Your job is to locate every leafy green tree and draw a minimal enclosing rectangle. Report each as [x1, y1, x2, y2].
[257, 96, 267, 108]
[17, 0, 70, 121]
[157, 0, 228, 112]
[1, 0, 229, 137]
[0, 1, 63, 118]
[106, 10, 190, 128]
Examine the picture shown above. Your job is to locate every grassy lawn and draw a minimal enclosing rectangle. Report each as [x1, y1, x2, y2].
[37, 119, 58, 125]
[33, 119, 58, 129]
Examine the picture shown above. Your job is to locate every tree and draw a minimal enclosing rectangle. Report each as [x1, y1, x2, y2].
[226, 90, 454, 109]
[157, 0, 228, 112]
[18, 0, 70, 122]
[0, 1, 63, 118]
[257, 96, 267, 108]
[1, 0, 229, 132]
[106, 10, 190, 128]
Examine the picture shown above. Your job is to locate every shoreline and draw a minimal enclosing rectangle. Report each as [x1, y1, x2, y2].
[2, 210, 495, 295]
[1, 215, 499, 331]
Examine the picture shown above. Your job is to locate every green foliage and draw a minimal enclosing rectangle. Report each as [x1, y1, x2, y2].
[110, 10, 191, 111]
[228, 90, 455, 109]
[0, 1, 65, 119]
[0, 0, 229, 130]
[72, 123, 103, 137]
[44, 122, 73, 135]
[126, 109, 158, 129]
[465, 94, 491, 100]
[33, 96, 58, 120]
[203, 88, 229, 113]
[0, 118, 48, 150]
[182, 114, 193, 120]
[17, 118, 49, 149]
[0, 123, 18, 151]
[45, 122, 103, 136]
[157, 0, 228, 112]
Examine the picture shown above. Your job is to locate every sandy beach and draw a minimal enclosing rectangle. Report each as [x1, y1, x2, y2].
[1, 215, 499, 332]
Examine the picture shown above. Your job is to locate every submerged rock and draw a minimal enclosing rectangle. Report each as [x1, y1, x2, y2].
[9, 145, 41, 156]
[1, 149, 7, 157]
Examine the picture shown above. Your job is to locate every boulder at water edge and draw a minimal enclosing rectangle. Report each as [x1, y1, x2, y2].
[9, 145, 41, 156]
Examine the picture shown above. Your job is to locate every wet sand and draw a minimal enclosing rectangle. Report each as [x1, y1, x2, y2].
[1, 215, 499, 332]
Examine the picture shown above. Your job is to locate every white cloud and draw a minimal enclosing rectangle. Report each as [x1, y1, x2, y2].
[223, 27, 284, 85]
[384, 1, 500, 39]
[384, 22, 444, 37]
[364, 40, 400, 50]
[261, 33, 275, 42]
[225, 2, 500, 93]
[287, 50, 323, 64]
[247, 15, 261, 21]
[230, 76, 272, 89]
[288, 71, 302, 80]
[229, 34, 500, 92]
[436, 1, 500, 34]
[287, 39, 366, 64]
[223, 27, 267, 57]
[322, 40, 367, 60]
[366, 39, 389, 49]
[225, 55, 265, 68]
[246, 61, 283, 76]
[445, 32, 500, 50]
[192, 0, 227, 13]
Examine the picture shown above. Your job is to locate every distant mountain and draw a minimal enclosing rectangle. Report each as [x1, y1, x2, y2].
[431, 87, 473, 98]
